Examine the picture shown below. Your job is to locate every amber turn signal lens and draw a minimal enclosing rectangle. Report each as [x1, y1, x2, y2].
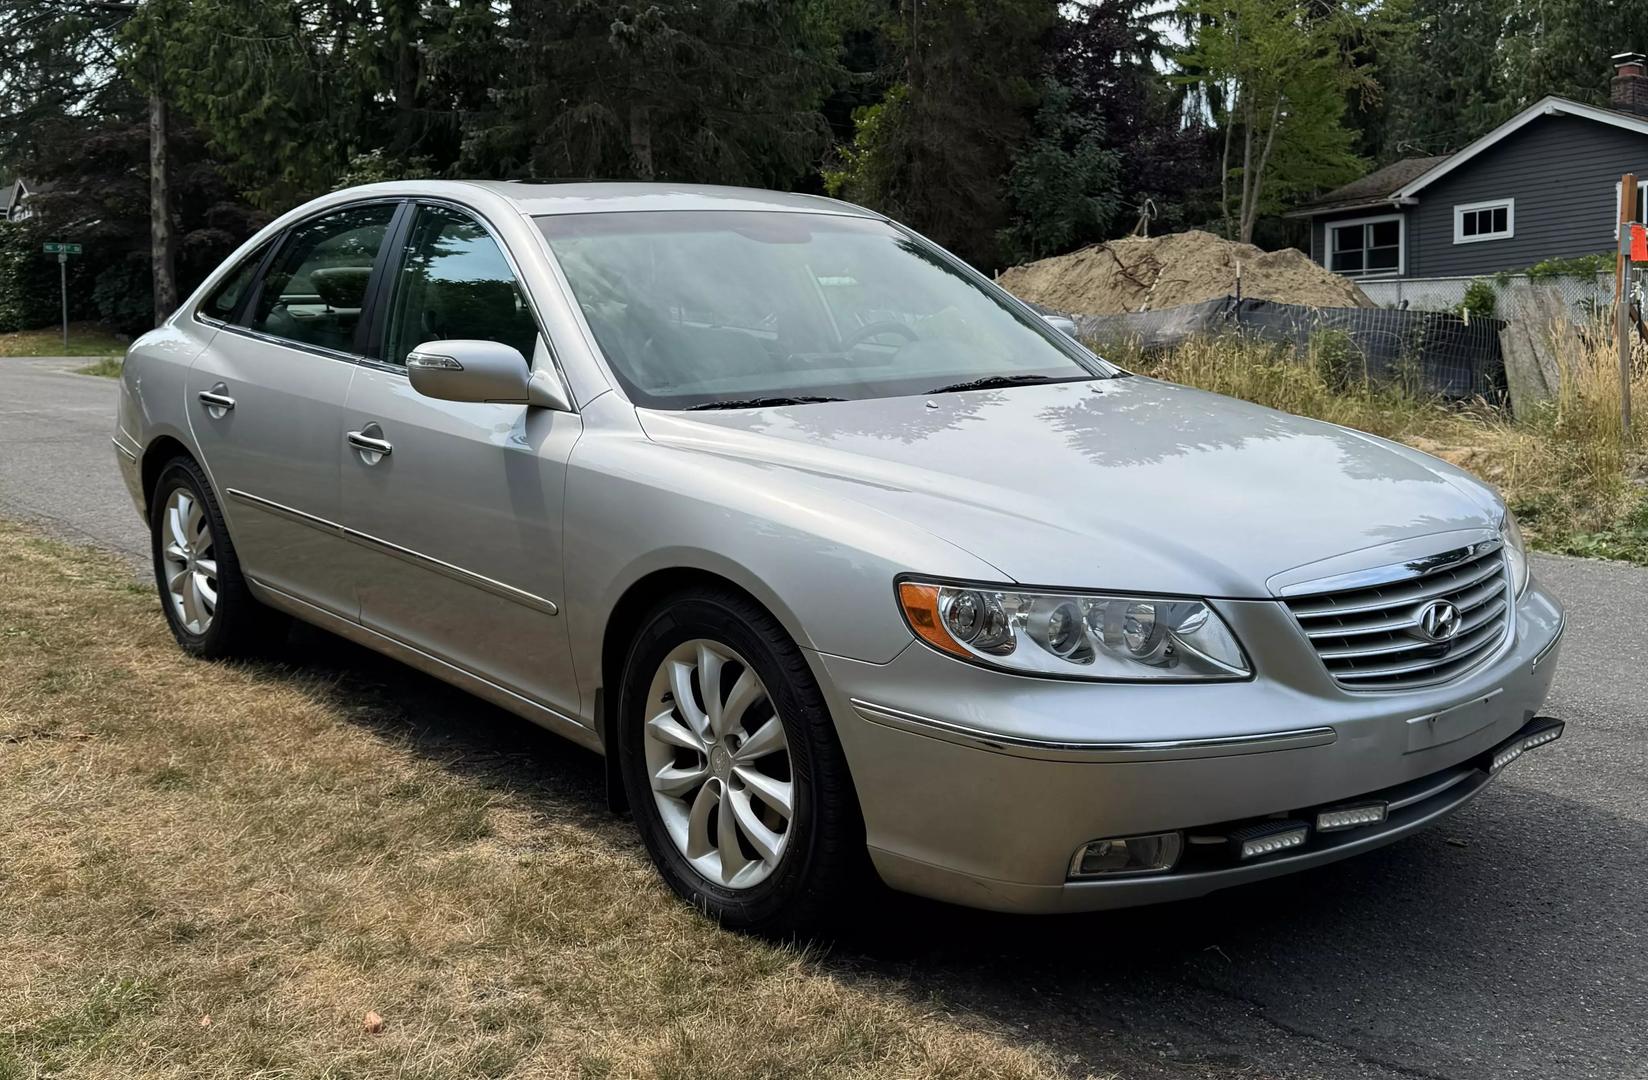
[897, 581, 969, 657]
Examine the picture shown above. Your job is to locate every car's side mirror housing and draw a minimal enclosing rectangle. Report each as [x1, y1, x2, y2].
[406, 339, 571, 411]
[1041, 313, 1079, 338]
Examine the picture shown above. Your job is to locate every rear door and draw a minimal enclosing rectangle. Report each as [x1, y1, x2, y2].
[336, 202, 583, 718]
[186, 200, 401, 617]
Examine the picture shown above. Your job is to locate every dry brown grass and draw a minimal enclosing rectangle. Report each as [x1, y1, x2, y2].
[0, 522, 1069, 1079]
[1105, 330, 1648, 564]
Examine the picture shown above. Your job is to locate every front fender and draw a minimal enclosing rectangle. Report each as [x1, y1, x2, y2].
[561, 399, 1000, 712]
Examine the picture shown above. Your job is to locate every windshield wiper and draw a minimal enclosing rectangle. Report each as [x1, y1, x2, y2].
[685, 395, 847, 411]
[923, 373, 1075, 395]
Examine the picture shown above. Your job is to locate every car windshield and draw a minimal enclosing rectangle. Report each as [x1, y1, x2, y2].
[536, 210, 1113, 409]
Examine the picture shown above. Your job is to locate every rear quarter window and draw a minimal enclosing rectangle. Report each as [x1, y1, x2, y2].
[200, 242, 272, 323]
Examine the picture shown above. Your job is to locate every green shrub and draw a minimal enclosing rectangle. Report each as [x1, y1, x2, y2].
[1456, 278, 1498, 319]
[0, 220, 100, 333]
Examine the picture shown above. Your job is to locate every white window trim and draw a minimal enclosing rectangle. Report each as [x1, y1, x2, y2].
[1325, 213, 1405, 278]
[1615, 180, 1648, 237]
[1453, 199, 1515, 244]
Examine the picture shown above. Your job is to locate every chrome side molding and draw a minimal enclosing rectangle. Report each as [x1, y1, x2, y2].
[225, 487, 559, 616]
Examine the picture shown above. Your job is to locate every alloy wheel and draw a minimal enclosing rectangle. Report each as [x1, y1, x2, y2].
[642, 639, 794, 889]
[160, 487, 218, 635]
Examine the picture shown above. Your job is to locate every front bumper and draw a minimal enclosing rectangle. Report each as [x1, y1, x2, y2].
[817, 581, 1565, 914]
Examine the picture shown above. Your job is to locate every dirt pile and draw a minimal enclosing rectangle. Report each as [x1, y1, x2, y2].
[998, 230, 1375, 315]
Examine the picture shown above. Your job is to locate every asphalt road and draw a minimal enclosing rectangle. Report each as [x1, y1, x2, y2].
[3, 355, 1645, 1079]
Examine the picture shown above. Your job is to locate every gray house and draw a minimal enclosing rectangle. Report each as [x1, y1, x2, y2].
[1290, 54, 1648, 282]
[0, 177, 33, 223]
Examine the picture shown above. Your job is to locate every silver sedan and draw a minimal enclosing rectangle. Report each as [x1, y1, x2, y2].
[114, 182, 1565, 930]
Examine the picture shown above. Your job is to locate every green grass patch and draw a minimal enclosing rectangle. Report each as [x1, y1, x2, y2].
[75, 355, 123, 377]
[0, 322, 128, 358]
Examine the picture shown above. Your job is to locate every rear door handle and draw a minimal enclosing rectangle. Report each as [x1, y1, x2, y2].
[346, 429, 393, 460]
[197, 390, 235, 415]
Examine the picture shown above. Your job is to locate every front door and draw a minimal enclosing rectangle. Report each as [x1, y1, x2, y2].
[186, 201, 398, 617]
[337, 203, 583, 719]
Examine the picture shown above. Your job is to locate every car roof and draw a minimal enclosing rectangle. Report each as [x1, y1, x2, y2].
[450, 180, 880, 218]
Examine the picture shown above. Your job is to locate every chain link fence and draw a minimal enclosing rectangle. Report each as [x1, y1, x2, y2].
[1073, 296, 1506, 400]
[1358, 272, 1616, 320]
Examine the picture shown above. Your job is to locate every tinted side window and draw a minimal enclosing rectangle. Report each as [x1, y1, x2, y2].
[382, 205, 537, 367]
[248, 203, 396, 353]
[200, 242, 270, 323]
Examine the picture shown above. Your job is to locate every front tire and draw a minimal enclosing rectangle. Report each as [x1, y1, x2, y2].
[617, 587, 862, 932]
[149, 457, 286, 658]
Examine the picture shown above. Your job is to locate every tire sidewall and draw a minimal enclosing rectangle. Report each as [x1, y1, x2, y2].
[149, 461, 222, 657]
[617, 594, 825, 927]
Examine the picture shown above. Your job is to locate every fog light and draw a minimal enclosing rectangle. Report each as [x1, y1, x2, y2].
[1521, 727, 1561, 751]
[1316, 803, 1388, 832]
[1229, 821, 1308, 860]
[1491, 720, 1564, 773]
[1069, 832, 1183, 878]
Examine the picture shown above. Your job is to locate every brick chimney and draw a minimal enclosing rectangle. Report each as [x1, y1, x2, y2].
[1613, 53, 1648, 117]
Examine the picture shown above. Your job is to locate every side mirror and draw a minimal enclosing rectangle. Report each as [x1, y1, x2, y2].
[406, 339, 570, 410]
[1041, 313, 1079, 339]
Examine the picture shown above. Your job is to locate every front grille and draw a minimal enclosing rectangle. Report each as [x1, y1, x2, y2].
[1284, 541, 1511, 691]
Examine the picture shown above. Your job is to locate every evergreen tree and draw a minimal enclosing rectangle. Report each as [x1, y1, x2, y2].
[1379, 0, 1517, 158]
[463, 1, 850, 187]
[999, 78, 1123, 260]
[1500, 0, 1648, 111]
[826, 0, 1057, 269]
[1053, 0, 1218, 235]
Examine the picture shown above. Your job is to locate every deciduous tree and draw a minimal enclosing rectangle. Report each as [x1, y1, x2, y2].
[1177, 0, 1404, 242]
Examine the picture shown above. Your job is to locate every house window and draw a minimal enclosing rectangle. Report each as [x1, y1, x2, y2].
[1327, 216, 1402, 277]
[1454, 199, 1514, 244]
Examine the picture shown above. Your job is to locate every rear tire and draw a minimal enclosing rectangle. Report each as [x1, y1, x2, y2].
[617, 586, 863, 933]
[149, 456, 287, 659]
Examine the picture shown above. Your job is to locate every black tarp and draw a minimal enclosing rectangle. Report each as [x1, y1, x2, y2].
[1069, 296, 1506, 400]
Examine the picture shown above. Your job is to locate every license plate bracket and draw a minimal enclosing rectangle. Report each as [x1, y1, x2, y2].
[1405, 689, 1504, 753]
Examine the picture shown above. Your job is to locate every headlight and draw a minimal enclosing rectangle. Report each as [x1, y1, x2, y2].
[897, 580, 1250, 680]
[1501, 510, 1530, 597]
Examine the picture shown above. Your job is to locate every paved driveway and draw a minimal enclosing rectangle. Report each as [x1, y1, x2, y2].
[2, 354, 1644, 1079]
[0, 357, 146, 561]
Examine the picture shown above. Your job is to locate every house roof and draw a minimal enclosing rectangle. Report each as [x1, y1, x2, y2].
[1390, 96, 1648, 198]
[0, 179, 26, 214]
[1290, 95, 1648, 218]
[1289, 157, 1448, 217]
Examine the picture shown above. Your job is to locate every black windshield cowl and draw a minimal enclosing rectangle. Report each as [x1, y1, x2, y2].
[924, 373, 1085, 395]
[685, 395, 848, 411]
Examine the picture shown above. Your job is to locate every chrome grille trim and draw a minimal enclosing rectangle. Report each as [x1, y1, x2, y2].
[1283, 540, 1512, 692]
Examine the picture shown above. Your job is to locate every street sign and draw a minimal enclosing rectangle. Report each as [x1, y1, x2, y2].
[42, 243, 82, 350]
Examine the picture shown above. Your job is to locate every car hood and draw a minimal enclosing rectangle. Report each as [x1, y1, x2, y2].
[635, 378, 1503, 597]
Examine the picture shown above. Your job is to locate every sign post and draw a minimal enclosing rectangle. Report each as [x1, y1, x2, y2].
[1618, 177, 1637, 436]
[42, 242, 82, 352]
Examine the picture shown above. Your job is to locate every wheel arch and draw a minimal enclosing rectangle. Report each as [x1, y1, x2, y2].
[140, 433, 199, 516]
[596, 565, 816, 814]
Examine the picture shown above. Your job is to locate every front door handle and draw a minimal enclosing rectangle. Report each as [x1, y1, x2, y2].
[197, 389, 235, 417]
[347, 428, 393, 463]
